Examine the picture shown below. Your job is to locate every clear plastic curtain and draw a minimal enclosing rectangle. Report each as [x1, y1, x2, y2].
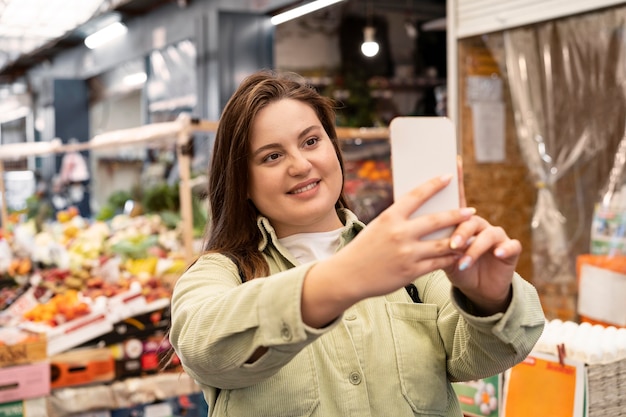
[489, 6, 626, 292]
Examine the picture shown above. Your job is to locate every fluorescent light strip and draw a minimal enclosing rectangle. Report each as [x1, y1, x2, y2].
[123, 72, 147, 87]
[84, 21, 127, 49]
[271, 0, 347, 25]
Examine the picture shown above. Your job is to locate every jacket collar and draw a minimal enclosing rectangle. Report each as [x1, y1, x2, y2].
[256, 208, 365, 252]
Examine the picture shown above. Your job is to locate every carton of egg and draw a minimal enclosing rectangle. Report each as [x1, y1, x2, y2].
[533, 319, 626, 364]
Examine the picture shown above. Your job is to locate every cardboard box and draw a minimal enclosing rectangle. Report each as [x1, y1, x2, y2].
[70, 412, 112, 417]
[152, 393, 208, 417]
[0, 397, 47, 417]
[0, 332, 47, 368]
[110, 393, 208, 417]
[0, 362, 50, 403]
[110, 331, 180, 380]
[79, 305, 171, 349]
[109, 405, 143, 417]
[50, 347, 115, 389]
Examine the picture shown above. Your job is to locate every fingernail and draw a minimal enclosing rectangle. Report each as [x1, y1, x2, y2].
[440, 174, 453, 182]
[459, 207, 476, 216]
[450, 235, 463, 249]
[494, 248, 505, 258]
[458, 256, 472, 271]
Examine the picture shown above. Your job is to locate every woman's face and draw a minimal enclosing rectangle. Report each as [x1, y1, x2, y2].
[248, 98, 344, 238]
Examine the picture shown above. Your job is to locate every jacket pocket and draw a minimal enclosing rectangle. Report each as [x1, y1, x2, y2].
[387, 302, 447, 416]
[220, 348, 319, 417]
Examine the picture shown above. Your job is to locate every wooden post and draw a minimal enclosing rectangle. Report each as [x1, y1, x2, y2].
[177, 128, 195, 265]
[0, 160, 7, 229]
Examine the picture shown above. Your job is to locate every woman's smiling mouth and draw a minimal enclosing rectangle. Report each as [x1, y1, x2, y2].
[289, 181, 320, 194]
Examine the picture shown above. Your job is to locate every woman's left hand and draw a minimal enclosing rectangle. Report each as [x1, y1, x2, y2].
[443, 216, 520, 315]
[444, 156, 519, 315]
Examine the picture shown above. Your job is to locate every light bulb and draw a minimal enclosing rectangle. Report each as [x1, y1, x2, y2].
[361, 41, 379, 57]
[361, 26, 379, 57]
[85, 21, 127, 49]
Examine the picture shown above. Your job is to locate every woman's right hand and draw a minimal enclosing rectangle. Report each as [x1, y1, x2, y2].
[302, 174, 473, 327]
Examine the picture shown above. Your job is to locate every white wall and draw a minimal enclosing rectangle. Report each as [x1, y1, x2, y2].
[455, 0, 626, 38]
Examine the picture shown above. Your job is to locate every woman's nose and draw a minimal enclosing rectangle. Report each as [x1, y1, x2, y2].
[287, 152, 312, 176]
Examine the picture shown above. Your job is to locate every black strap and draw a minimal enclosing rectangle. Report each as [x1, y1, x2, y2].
[405, 283, 422, 303]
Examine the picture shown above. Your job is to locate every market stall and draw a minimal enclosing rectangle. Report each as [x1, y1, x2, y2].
[0, 113, 218, 263]
[0, 113, 222, 415]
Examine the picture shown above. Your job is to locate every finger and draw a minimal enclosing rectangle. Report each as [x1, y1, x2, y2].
[493, 239, 522, 261]
[392, 174, 455, 219]
[411, 252, 460, 277]
[456, 226, 512, 270]
[412, 207, 477, 241]
[449, 215, 489, 249]
[456, 155, 467, 208]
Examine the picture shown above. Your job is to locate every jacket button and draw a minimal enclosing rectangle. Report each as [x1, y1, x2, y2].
[349, 371, 362, 385]
[281, 324, 292, 341]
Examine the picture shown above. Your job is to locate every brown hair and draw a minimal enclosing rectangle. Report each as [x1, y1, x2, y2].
[204, 70, 350, 281]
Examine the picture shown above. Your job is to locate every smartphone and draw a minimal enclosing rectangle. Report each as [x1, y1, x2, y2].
[389, 116, 460, 240]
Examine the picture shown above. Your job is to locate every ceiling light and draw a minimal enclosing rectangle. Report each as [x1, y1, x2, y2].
[361, 26, 379, 58]
[123, 72, 147, 87]
[271, 0, 347, 25]
[84, 21, 127, 49]
[421, 17, 446, 32]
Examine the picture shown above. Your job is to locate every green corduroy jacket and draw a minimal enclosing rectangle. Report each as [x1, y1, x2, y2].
[169, 209, 545, 416]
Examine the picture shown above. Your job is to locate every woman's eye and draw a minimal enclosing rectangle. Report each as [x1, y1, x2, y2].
[263, 153, 280, 163]
[304, 137, 319, 147]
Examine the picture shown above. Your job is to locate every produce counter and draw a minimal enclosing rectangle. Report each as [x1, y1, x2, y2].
[0, 206, 196, 416]
[1, 373, 206, 417]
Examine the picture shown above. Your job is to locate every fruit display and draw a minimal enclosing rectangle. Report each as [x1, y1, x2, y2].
[0, 203, 190, 354]
[0, 283, 25, 311]
[6, 258, 32, 278]
[341, 138, 394, 224]
[22, 289, 90, 326]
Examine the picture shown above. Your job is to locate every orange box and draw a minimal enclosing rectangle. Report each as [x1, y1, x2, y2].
[576, 254, 626, 328]
[50, 347, 115, 389]
[503, 353, 585, 417]
[0, 362, 50, 403]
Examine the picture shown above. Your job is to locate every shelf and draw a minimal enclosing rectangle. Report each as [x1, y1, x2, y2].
[336, 127, 389, 141]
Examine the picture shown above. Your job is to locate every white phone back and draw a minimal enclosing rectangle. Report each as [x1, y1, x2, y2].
[389, 116, 460, 240]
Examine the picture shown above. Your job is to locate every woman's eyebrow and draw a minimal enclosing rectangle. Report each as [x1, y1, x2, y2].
[297, 125, 319, 139]
[252, 142, 282, 158]
[251, 125, 321, 157]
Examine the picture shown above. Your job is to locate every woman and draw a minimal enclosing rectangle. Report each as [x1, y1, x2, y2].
[169, 70, 545, 416]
